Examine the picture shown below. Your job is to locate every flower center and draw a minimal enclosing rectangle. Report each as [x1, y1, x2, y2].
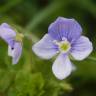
[54, 39, 71, 53]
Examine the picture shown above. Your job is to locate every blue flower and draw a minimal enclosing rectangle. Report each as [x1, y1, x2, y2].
[32, 17, 93, 80]
[0, 23, 23, 64]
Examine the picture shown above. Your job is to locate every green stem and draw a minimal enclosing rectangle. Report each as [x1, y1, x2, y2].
[14, 24, 39, 43]
[25, 0, 65, 31]
[24, 33, 39, 43]
[88, 56, 96, 61]
[0, 0, 24, 13]
[75, 0, 96, 17]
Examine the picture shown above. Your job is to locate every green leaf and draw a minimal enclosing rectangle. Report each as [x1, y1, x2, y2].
[8, 71, 45, 96]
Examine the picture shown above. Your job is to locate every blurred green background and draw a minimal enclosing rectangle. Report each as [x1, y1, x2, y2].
[0, 0, 96, 96]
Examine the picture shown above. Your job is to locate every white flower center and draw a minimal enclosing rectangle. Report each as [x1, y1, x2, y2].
[53, 39, 71, 53]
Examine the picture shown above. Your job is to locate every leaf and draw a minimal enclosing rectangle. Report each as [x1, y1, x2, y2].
[8, 71, 45, 96]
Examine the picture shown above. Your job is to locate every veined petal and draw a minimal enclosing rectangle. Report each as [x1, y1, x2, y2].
[48, 17, 82, 42]
[32, 34, 58, 59]
[52, 54, 73, 80]
[8, 42, 22, 64]
[0, 23, 16, 46]
[71, 36, 93, 60]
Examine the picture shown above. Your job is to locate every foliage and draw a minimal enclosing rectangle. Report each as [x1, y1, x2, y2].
[0, 0, 96, 96]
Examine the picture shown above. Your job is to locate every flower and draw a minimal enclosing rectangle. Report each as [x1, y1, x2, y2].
[32, 17, 93, 80]
[0, 23, 23, 64]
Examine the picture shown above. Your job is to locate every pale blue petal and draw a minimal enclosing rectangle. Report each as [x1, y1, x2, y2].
[8, 42, 22, 64]
[48, 17, 82, 42]
[52, 54, 73, 80]
[0, 23, 16, 47]
[1, 23, 11, 28]
[71, 36, 93, 60]
[32, 34, 58, 59]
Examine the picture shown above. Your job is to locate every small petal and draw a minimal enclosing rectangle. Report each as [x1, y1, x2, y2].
[8, 42, 22, 64]
[52, 54, 73, 80]
[71, 36, 93, 60]
[48, 17, 82, 42]
[32, 34, 58, 59]
[1, 23, 11, 28]
[0, 23, 16, 47]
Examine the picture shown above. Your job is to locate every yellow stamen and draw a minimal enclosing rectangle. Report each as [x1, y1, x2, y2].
[15, 33, 24, 42]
